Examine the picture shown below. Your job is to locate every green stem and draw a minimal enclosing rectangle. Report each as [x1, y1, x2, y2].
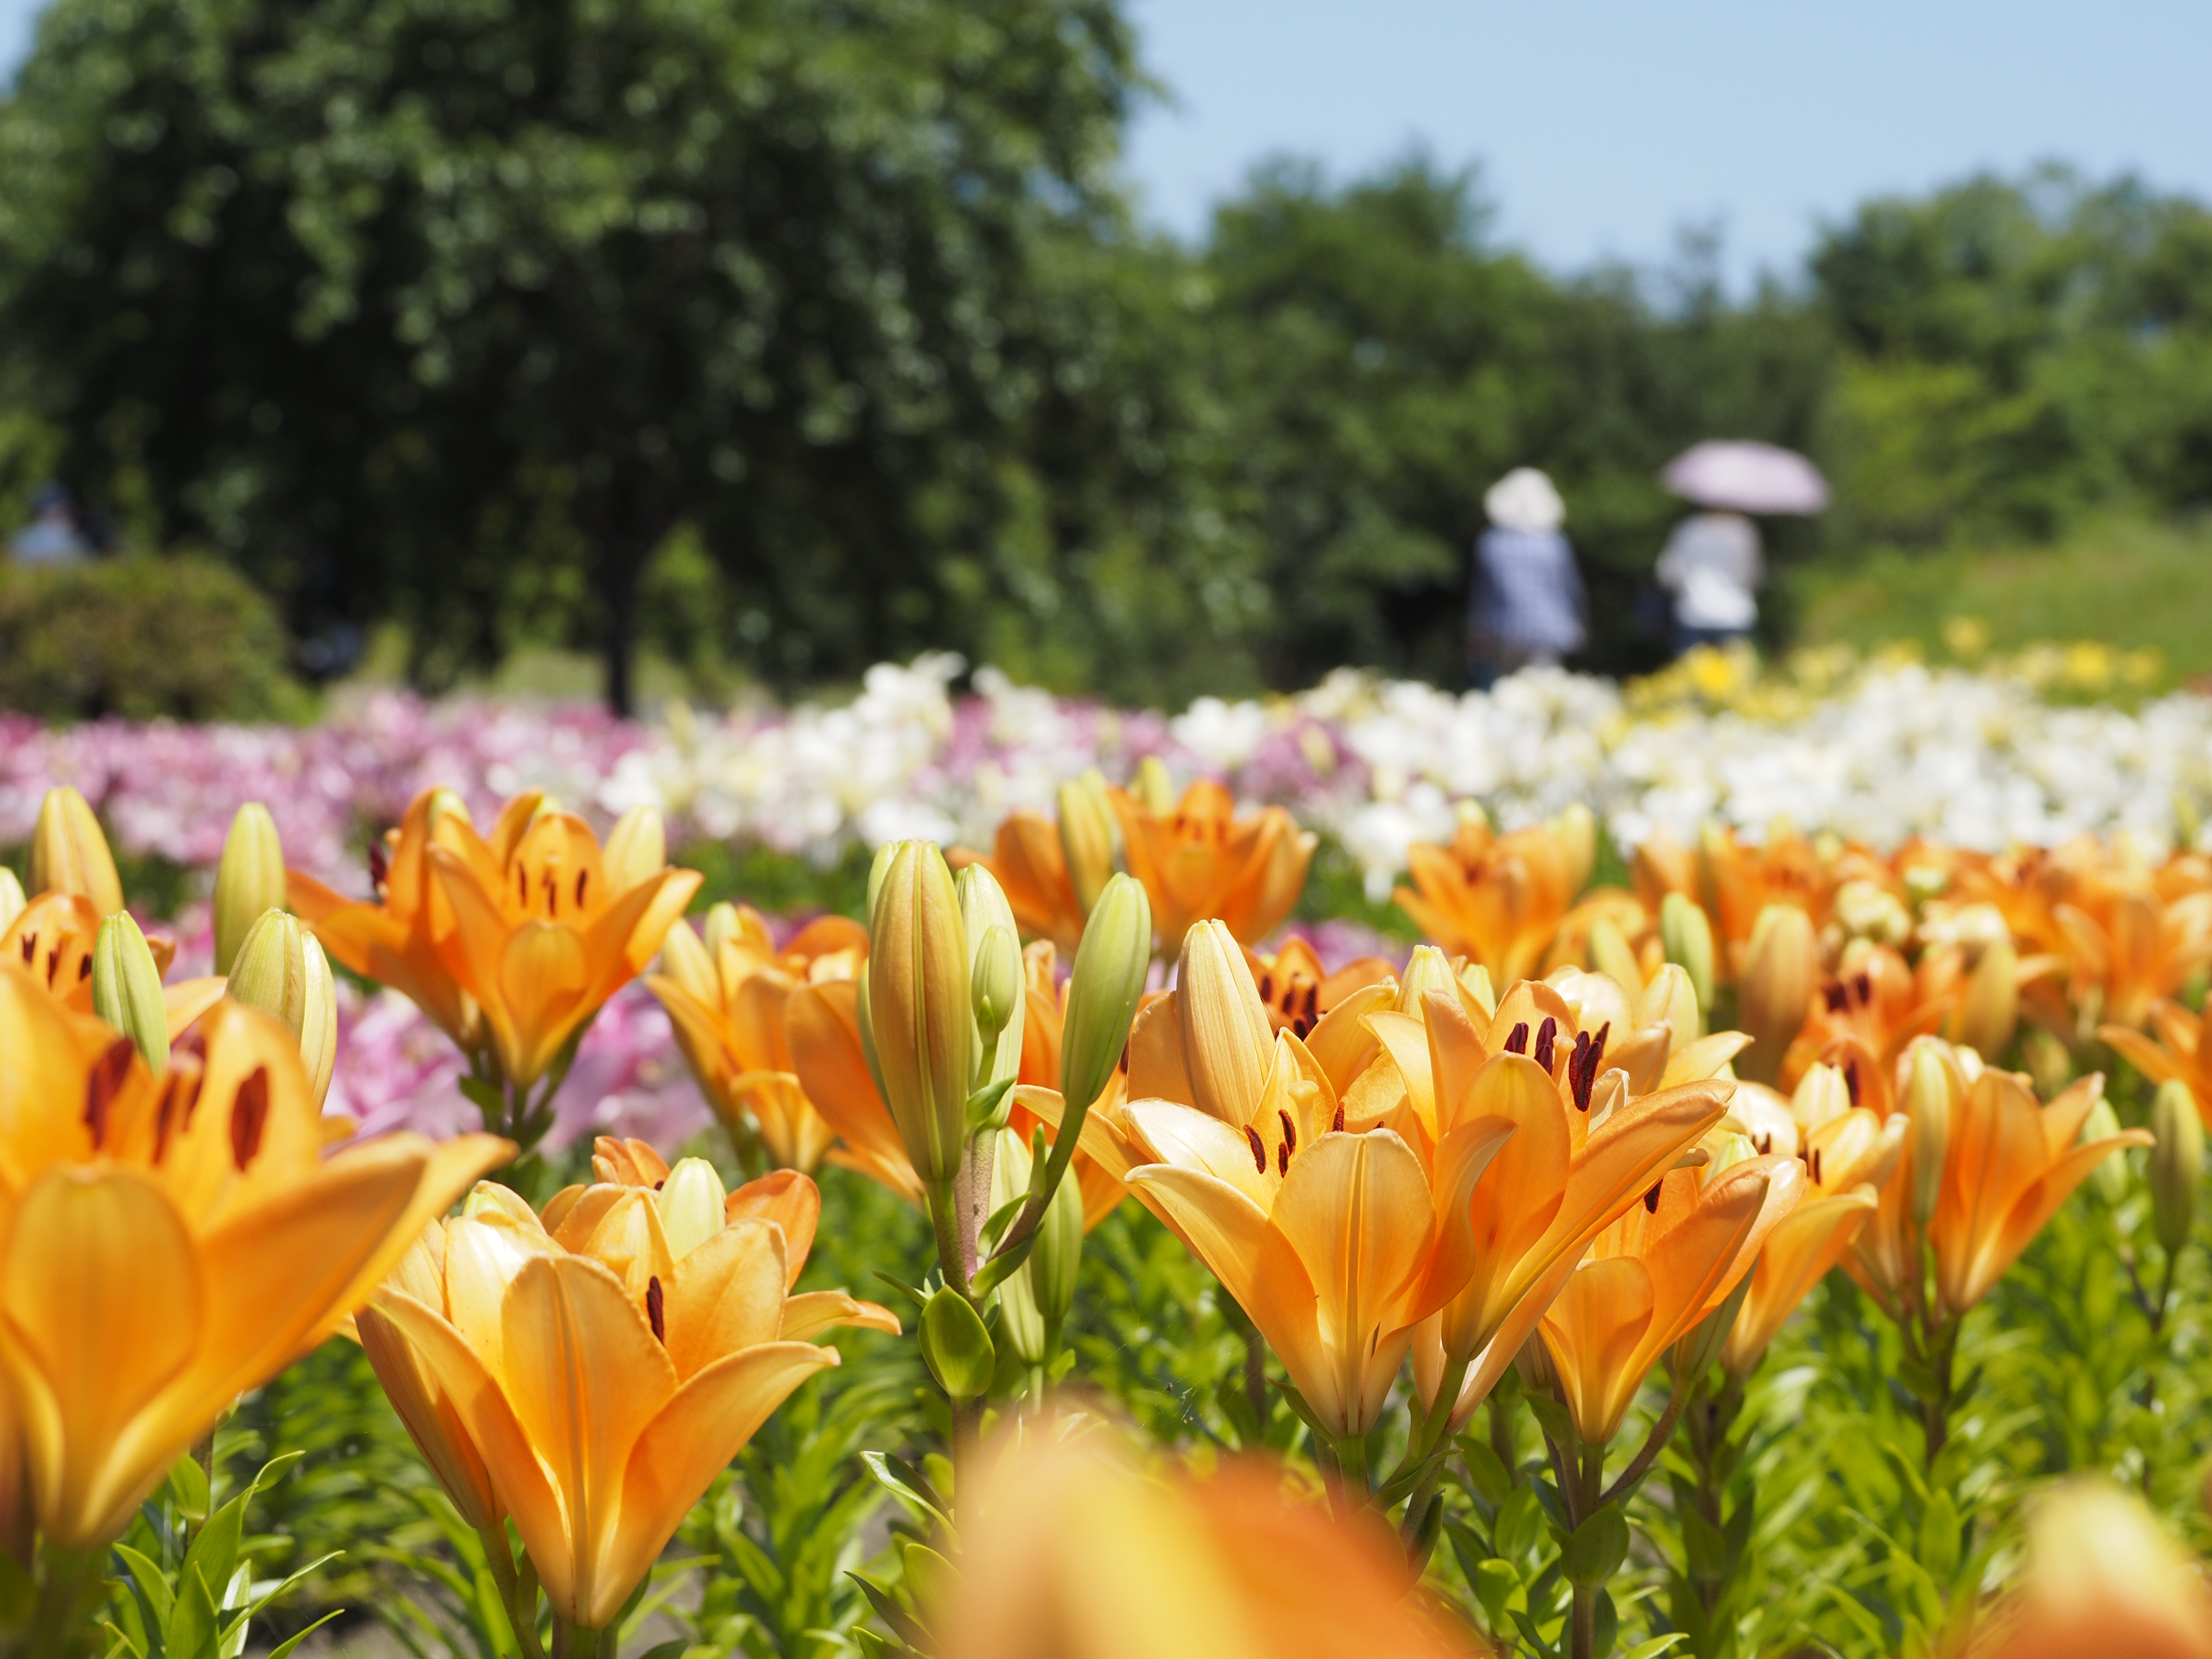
[950, 1394, 986, 1519]
[11, 1546, 107, 1659]
[476, 1524, 547, 1659]
[926, 1184, 969, 1297]
[1330, 1433, 1371, 1518]
[1570, 1440, 1605, 1659]
[1600, 1370, 1693, 1506]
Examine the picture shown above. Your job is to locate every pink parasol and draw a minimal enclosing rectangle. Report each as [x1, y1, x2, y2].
[1662, 440, 1829, 514]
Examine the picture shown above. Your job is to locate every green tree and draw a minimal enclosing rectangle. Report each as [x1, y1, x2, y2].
[0, 0, 1163, 711]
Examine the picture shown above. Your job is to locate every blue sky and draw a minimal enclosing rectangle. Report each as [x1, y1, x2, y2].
[6, 0, 2209, 287]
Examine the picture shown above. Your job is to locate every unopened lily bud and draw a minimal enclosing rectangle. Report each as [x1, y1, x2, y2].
[1791, 1062, 1852, 1133]
[1905, 1045, 1956, 1229]
[29, 785, 122, 915]
[1396, 944, 1457, 1012]
[1703, 1131, 1759, 1182]
[1029, 1144, 1084, 1340]
[865, 841, 900, 929]
[601, 804, 666, 888]
[1131, 756, 1177, 817]
[2151, 1080, 2202, 1258]
[1057, 771, 1119, 916]
[92, 912, 168, 1072]
[701, 899, 744, 964]
[958, 865, 1025, 1090]
[1455, 798, 1491, 835]
[1552, 803, 1596, 894]
[990, 1130, 1049, 1365]
[1059, 873, 1150, 1116]
[228, 908, 340, 1107]
[212, 803, 286, 976]
[1459, 961, 1498, 1019]
[0, 868, 23, 934]
[1585, 914, 1641, 995]
[1955, 934, 2020, 1062]
[659, 916, 718, 1003]
[1738, 903, 1815, 1084]
[655, 1156, 729, 1260]
[1635, 962, 1702, 1047]
[1660, 891, 1715, 1015]
[2081, 1095, 2131, 1204]
[920, 1286, 997, 1401]
[972, 925, 1021, 1045]
[868, 843, 974, 1188]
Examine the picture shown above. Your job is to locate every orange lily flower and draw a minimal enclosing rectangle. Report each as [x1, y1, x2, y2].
[1110, 779, 1314, 954]
[2051, 874, 2212, 1034]
[1716, 1071, 1902, 1374]
[1537, 1152, 1800, 1445]
[0, 967, 507, 1547]
[1543, 888, 1663, 987]
[1698, 821, 1843, 963]
[361, 1158, 895, 1634]
[1393, 810, 1582, 984]
[1, 890, 225, 1040]
[1779, 944, 1951, 1087]
[648, 903, 867, 1173]
[1377, 972, 1739, 1431]
[1245, 936, 1396, 1040]
[2101, 999, 2212, 1130]
[1931, 1058, 2148, 1314]
[289, 786, 483, 1049]
[944, 1422, 1480, 1659]
[784, 978, 927, 1204]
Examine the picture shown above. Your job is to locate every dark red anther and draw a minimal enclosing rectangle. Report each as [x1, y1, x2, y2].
[1589, 1022, 1610, 1069]
[576, 869, 590, 909]
[1643, 1181, 1663, 1214]
[1843, 1059, 1862, 1107]
[1504, 1021, 1530, 1056]
[1812, 1147, 1823, 1185]
[367, 835, 390, 895]
[1302, 983, 1318, 1024]
[1332, 1104, 1346, 1133]
[1244, 1123, 1267, 1174]
[1277, 1140, 1289, 1176]
[1278, 1108, 1298, 1158]
[84, 1037, 135, 1151]
[1533, 1016, 1558, 1073]
[17, 934, 32, 965]
[229, 1066, 271, 1169]
[1758, 1133, 1771, 1154]
[77, 955, 91, 982]
[1823, 982, 1849, 1013]
[647, 1275, 666, 1343]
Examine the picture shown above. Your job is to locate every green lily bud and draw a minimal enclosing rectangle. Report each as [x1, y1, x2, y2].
[1737, 903, 1815, 1085]
[1703, 1130, 1759, 1182]
[958, 864, 1025, 1091]
[1058, 872, 1151, 1117]
[919, 1286, 996, 1401]
[30, 785, 122, 915]
[865, 841, 900, 929]
[2081, 1094, 2131, 1204]
[0, 868, 24, 935]
[2151, 1080, 2202, 1259]
[1552, 802, 1597, 894]
[1028, 1142, 1085, 1341]
[1587, 914, 1642, 995]
[656, 1156, 730, 1261]
[867, 843, 974, 1187]
[990, 1130, 1048, 1366]
[1131, 755, 1177, 817]
[701, 900, 745, 964]
[1954, 934, 2020, 1063]
[92, 911, 168, 1073]
[1396, 944, 1457, 1013]
[659, 916, 719, 1003]
[1659, 891, 1716, 1017]
[228, 908, 340, 1107]
[212, 803, 286, 976]
[1905, 1045, 1956, 1229]
[1458, 961, 1497, 1019]
[1057, 769, 1120, 916]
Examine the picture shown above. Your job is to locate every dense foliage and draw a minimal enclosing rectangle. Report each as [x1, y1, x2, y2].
[2, 7, 2211, 707]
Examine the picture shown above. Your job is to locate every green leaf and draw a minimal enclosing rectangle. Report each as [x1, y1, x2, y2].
[1560, 1504, 1630, 1589]
[1458, 1437, 1514, 1511]
[862, 1453, 951, 1533]
[262, 1612, 343, 1659]
[1681, 1505, 1728, 1582]
[1623, 1637, 1690, 1659]
[848, 1573, 931, 1652]
[165, 1563, 221, 1659]
[1918, 1488, 1961, 1585]
[1495, 1484, 1546, 1562]
[964, 1078, 1017, 1140]
[1474, 1557, 1519, 1630]
[1523, 1391, 1575, 1448]
[112, 1544, 175, 1645]
[1594, 1587, 1618, 1659]
[167, 1453, 210, 1524]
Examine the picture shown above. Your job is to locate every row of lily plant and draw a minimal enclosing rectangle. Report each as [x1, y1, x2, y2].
[1, 768, 2211, 1658]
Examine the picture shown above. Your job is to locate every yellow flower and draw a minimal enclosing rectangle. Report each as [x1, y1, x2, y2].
[1537, 1154, 1800, 1445]
[1393, 812, 1580, 984]
[648, 904, 866, 1173]
[0, 966, 506, 1547]
[1, 891, 225, 1042]
[942, 1423, 1480, 1659]
[360, 1160, 895, 1633]
[1111, 779, 1314, 954]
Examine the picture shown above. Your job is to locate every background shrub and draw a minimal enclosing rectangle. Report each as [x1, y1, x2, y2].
[0, 553, 308, 721]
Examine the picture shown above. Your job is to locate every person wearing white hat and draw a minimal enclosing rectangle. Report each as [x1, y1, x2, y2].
[1468, 467, 1585, 687]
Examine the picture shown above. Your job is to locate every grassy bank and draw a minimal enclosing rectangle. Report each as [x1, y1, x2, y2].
[1790, 515, 2212, 685]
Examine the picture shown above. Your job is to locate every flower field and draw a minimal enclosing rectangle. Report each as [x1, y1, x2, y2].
[4, 648, 2212, 1659]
